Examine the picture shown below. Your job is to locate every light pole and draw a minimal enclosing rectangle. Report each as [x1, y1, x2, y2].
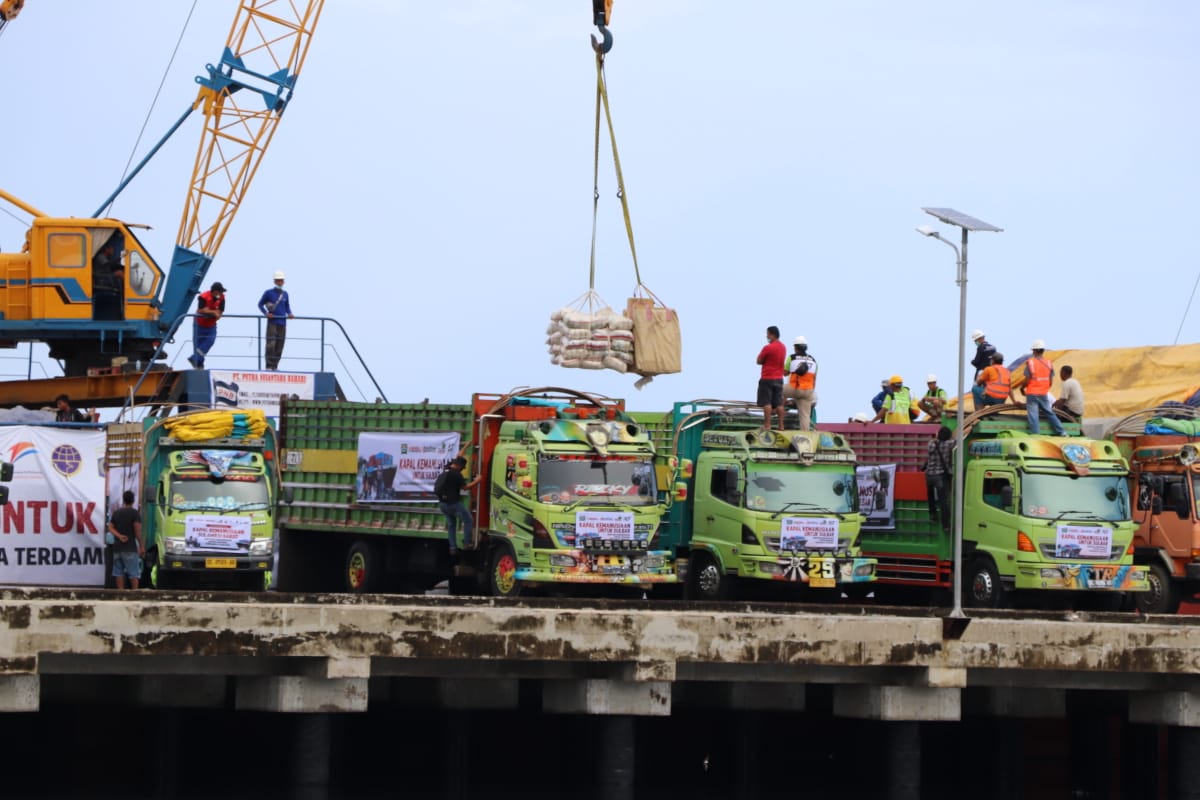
[915, 207, 1002, 618]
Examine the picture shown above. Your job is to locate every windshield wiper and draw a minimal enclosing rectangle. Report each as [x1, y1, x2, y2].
[771, 501, 845, 520]
[1047, 509, 1106, 523]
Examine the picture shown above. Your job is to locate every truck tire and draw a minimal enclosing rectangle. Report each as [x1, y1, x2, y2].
[1136, 562, 1181, 615]
[488, 544, 522, 597]
[964, 556, 1007, 608]
[345, 540, 384, 594]
[687, 551, 730, 601]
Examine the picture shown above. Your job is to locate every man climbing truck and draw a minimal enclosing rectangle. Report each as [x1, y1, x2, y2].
[1108, 406, 1200, 614]
[632, 401, 876, 600]
[275, 388, 676, 596]
[824, 406, 1148, 608]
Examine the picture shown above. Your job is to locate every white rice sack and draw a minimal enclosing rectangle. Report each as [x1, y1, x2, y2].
[609, 339, 632, 353]
[580, 359, 605, 370]
[560, 358, 582, 369]
[608, 315, 634, 332]
[551, 307, 571, 322]
[603, 355, 629, 373]
[550, 353, 562, 365]
[561, 346, 588, 360]
[610, 350, 633, 364]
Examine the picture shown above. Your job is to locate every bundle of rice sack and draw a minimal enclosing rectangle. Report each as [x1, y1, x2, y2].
[547, 305, 638, 376]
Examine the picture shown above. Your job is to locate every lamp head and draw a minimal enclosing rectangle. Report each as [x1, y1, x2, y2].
[916, 225, 939, 237]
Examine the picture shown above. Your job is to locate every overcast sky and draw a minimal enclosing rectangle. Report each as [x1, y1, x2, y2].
[1, 1, 1196, 420]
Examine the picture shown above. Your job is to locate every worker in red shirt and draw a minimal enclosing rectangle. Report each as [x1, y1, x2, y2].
[756, 325, 787, 431]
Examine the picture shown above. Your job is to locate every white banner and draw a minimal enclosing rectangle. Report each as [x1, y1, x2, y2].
[576, 511, 636, 542]
[356, 431, 461, 502]
[857, 464, 896, 530]
[0, 426, 107, 586]
[780, 516, 839, 550]
[184, 515, 252, 552]
[209, 371, 315, 417]
[1055, 525, 1112, 559]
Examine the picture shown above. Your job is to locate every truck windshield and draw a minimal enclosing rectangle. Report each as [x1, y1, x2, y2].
[745, 468, 857, 514]
[170, 476, 270, 512]
[538, 458, 657, 506]
[1020, 473, 1129, 522]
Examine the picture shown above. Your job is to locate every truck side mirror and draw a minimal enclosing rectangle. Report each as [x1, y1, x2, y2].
[1000, 485, 1014, 508]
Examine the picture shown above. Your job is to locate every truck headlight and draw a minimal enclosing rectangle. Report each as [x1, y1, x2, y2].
[249, 539, 274, 556]
[549, 554, 576, 567]
[758, 561, 783, 576]
[164, 538, 188, 555]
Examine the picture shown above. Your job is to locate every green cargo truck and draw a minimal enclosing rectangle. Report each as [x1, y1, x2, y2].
[107, 409, 280, 590]
[824, 407, 1150, 608]
[275, 387, 677, 595]
[632, 401, 876, 600]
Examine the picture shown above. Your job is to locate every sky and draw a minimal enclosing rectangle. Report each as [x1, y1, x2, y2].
[1, 1, 1197, 421]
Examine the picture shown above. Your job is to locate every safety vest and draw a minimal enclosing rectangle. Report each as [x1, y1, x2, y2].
[1025, 358, 1052, 396]
[985, 366, 1011, 399]
[884, 387, 912, 424]
[788, 355, 817, 391]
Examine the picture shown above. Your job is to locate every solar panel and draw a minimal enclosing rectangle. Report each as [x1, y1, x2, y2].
[921, 207, 1003, 233]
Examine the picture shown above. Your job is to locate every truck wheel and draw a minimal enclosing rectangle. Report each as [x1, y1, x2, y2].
[345, 540, 383, 594]
[964, 557, 1007, 608]
[488, 545, 522, 597]
[687, 551, 729, 601]
[1136, 562, 1181, 615]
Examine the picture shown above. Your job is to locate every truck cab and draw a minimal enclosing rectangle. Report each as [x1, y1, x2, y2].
[655, 401, 876, 600]
[1110, 411, 1200, 613]
[112, 409, 280, 590]
[472, 391, 675, 596]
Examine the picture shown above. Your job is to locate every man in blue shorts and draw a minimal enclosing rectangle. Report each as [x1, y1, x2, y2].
[108, 490, 144, 589]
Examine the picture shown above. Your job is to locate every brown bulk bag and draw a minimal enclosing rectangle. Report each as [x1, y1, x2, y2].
[625, 294, 681, 376]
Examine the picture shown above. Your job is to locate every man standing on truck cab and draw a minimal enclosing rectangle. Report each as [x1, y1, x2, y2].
[438, 456, 481, 556]
[189, 282, 226, 369]
[1054, 365, 1085, 423]
[257, 270, 294, 370]
[1019, 340, 1066, 436]
[756, 326, 787, 431]
[108, 490, 144, 590]
[783, 335, 817, 431]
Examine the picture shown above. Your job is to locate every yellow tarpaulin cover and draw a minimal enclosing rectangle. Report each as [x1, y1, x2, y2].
[947, 343, 1200, 421]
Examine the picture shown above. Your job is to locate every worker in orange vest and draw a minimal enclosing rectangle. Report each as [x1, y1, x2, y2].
[1018, 340, 1066, 436]
[783, 336, 818, 431]
[972, 352, 1012, 411]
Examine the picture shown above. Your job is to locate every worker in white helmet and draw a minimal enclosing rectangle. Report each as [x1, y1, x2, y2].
[258, 270, 295, 370]
[969, 329, 997, 379]
[918, 374, 948, 422]
[783, 335, 818, 430]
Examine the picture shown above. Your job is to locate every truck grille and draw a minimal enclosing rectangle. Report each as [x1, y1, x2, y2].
[1038, 544, 1123, 561]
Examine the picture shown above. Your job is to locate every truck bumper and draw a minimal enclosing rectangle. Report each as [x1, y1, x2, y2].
[742, 555, 877, 586]
[1186, 562, 1200, 581]
[160, 555, 272, 573]
[1013, 561, 1148, 591]
[516, 549, 677, 584]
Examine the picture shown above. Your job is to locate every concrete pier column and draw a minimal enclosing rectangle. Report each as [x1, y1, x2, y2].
[596, 715, 635, 800]
[733, 711, 761, 800]
[154, 709, 181, 800]
[443, 711, 471, 800]
[887, 721, 921, 800]
[292, 713, 332, 800]
[1170, 726, 1200, 800]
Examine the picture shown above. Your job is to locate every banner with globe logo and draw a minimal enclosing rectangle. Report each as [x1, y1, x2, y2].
[0, 427, 107, 586]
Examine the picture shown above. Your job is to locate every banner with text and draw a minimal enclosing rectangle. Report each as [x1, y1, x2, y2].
[209, 371, 315, 417]
[0, 426, 107, 586]
[780, 516, 839, 550]
[356, 431, 461, 502]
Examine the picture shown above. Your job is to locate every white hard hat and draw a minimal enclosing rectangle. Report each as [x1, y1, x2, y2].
[851, 412, 871, 423]
[926, 374, 937, 383]
[793, 336, 807, 345]
[1031, 339, 1045, 350]
[273, 270, 286, 281]
[971, 329, 985, 340]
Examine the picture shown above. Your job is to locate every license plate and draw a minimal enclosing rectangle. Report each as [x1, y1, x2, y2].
[205, 558, 237, 569]
[1088, 566, 1116, 588]
[809, 557, 836, 588]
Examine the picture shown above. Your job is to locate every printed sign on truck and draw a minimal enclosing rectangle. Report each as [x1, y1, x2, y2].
[1055, 525, 1112, 559]
[356, 431, 461, 502]
[856, 464, 896, 530]
[780, 516, 839, 550]
[576, 511, 636, 542]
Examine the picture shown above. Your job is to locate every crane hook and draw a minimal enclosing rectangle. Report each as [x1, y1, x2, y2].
[590, 0, 613, 54]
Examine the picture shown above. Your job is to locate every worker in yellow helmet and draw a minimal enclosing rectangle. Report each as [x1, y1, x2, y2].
[872, 376, 917, 424]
